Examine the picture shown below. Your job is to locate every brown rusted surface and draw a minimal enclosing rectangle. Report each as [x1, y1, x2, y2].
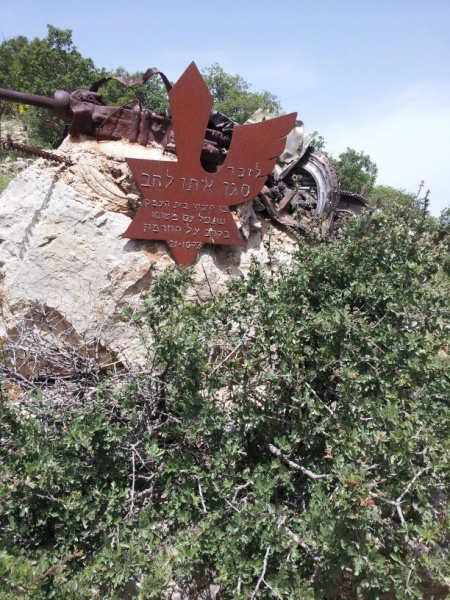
[0, 65, 371, 253]
[6, 138, 73, 166]
[0, 88, 64, 112]
[123, 63, 296, 265]
[336, 190, 369, 216]
[0, 84, 229, 168]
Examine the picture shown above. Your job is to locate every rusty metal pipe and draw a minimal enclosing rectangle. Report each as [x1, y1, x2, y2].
[0, 85, 229, 165]
[0, 88, 71, 119]
[0, 88, 55, 110]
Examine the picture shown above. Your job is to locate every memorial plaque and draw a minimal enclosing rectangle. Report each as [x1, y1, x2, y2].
[123, 62, 297, 265]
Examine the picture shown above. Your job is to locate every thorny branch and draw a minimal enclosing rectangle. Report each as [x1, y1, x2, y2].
[250, 546, 271, 600]
[196, 477, 208, 513]
[397, 467, 431, 503]
[26, 551, 83, 589]
[1, 302, 123, 396]
[208, 339, 243, 379]
[277, 517, 320, 564]
[128, 444, 137, 516]
[304, 381, 336, 417]
[249, 546, 284, 600]
[266, 443, 330, 481]
[369, 467, 431, 525]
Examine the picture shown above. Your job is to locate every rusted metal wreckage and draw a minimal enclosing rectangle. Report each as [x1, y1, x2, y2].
[0, 62, 368, 265]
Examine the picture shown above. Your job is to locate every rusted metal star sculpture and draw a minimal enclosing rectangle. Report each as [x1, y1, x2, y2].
[123, 62, 297, 265]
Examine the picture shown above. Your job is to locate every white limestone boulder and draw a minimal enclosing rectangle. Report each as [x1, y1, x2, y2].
[0, 137, 297, 374]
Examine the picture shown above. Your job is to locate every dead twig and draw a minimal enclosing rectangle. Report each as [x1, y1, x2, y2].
[267, 443, 330, 481]
[196, 477, 208, 513]
[250, 546, 271, 600]
[369, 467, 431, 525]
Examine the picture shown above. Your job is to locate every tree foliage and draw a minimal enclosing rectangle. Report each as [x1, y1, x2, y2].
[0, 25, 99, 146]
[334, 147, 378, 195]
[0, 28, 282, 148]
[0, 25, 97, 97]
[97, 66, 170, 116]
[1, 203, 449, 598]
[202, 63, 281, 124]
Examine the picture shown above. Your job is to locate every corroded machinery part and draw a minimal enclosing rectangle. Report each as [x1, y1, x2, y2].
[332, 190, 371, 231]
[289, 147, 340, 216]
[336, 190, 370, 216]
[259, 147, 342, 231]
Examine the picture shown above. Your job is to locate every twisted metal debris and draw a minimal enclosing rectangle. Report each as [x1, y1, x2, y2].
[0, 66, 369, 236]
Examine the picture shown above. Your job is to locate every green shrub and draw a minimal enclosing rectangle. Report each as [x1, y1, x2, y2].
[1, 205, 449, 598]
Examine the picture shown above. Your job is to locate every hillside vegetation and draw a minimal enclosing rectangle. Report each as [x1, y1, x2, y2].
[1, 24, 450, 600]
[1, 205, 449, 598]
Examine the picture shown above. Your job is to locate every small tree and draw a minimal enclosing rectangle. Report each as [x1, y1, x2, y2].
[0, 25, 99, 146]
[334, 147, 378, 195]
[202, 63, 281, 123]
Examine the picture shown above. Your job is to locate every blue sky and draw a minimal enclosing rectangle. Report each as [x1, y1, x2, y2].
[1, 0, 449, 214]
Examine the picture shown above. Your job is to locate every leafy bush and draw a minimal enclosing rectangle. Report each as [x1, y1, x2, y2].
[1, 206, 449, 598]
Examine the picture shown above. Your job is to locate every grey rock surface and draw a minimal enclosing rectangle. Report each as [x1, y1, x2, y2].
[0, 137, 296, 371]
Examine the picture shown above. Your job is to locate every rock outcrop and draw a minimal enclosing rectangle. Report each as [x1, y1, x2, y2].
[0, 137, 297, 374]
